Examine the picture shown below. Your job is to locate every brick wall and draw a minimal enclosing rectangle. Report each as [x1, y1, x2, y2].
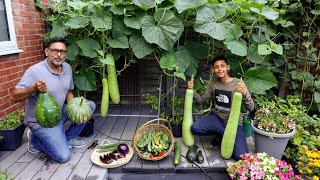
[0, 0, 48, 118]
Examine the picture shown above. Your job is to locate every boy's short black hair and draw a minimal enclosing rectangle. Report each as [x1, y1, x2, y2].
[211, 55, 228, 66]
[45, 37, 68, 48]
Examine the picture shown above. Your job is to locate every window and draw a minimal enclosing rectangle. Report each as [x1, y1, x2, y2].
[0, 0, 22, 56]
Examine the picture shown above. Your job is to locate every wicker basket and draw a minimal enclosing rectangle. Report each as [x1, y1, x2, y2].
[132, 118, 174, 161]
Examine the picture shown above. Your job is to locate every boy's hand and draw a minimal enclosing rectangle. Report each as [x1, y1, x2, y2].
[236, 82, 247, 97]
[188, 80, 194, 89]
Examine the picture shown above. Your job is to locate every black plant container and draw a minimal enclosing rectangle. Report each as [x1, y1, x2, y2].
[79, 118, 94, 137]
[0, 122, 26, 151]
[171, 124, 182, 137]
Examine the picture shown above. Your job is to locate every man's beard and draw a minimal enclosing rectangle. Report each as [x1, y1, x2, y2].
[49, 57, 64, 66]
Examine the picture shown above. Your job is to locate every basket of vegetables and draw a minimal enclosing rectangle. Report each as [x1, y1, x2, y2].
[132, 118, 174, 161]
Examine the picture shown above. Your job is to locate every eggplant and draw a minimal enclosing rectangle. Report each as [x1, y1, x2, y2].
[100, 155, 112, 164]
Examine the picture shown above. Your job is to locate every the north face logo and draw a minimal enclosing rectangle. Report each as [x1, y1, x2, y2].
[216, 94, 229, 104]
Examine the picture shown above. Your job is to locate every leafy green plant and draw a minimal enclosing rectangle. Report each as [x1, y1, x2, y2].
[144, 93, 159, 111]
[0, 110, 24, 130]
[0, 169, 12, 180]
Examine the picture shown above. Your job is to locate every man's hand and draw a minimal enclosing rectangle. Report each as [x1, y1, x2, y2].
[236, 82, 247, 97]
[34, 80, 47, 92]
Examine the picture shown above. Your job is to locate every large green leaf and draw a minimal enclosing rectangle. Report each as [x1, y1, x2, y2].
[247, 43, 264, 64]
[314, 92, 320, 104]
[132, 0, 156, 10]
[226, 39, 247, 57]
[112, 18, 133, 35]
[50, 22, 68, 38]
[160, 52, 176, 70]
[261, 7, 279, 20]
[67, 0, 87, 11]
[258, 44, 271, 55]
[90, 12, 112, 30]
[194, 5, 231, 41]
[141, 9, 184, 51]
[107, 32, 129, 49]
[65, 17, 89, 29]
[77, 38, 101, 58]
[225, 24, 243, 41]
[269, 41, 283, 55]
[174, 0, 208, 13]
[124, 11, 146, 29]
[174, 46, 190, 72]
[184, 41, 209, 59]
[66, 44, 79, 61]
[244, 66, 277, 94]
[74, 68, 97, 91]
[129, 33, 155, 59]
[184, 55, 199, 77]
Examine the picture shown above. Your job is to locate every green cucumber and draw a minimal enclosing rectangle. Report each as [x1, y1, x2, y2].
[100, 78, 109, 117]
[173, 142, 181, 166]
[221, 92, 243, 159]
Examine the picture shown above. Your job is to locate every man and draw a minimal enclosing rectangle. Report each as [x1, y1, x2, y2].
[11, 37, 96, 163]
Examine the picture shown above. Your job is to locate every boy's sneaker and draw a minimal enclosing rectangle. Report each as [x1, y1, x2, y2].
[68, 138, 87, 148]
[27, 129, 40, 153]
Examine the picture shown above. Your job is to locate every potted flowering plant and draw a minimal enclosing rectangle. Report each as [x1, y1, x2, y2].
[227, 152, 301, 180]
[252, 95, 297, 159]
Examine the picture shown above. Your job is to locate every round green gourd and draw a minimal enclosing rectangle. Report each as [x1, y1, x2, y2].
[35, 92, 62, 128]
[221, 92, 243, 159]
[66, 97, 92, 124]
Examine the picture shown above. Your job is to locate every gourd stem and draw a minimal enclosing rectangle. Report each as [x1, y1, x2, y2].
[80, 97, 83, 106]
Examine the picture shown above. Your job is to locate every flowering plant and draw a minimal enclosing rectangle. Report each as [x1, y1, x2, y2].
[227, 152, 301, 180]
[254, 95, 296, 134]
[297, 147, 320, 180]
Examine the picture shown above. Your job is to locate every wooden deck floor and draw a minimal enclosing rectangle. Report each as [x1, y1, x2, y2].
[0, 105, 255, 180]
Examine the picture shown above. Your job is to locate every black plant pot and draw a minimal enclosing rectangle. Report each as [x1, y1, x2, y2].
[171, 124, 182, 137]
[79, 118, 94, 137]
[0, 122, 26, 151]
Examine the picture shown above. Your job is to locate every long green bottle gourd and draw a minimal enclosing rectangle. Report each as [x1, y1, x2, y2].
[221, 91, 243, 159]
[182, 83, 195, 147]
[101, 78, 109, 117]
[35, 91, 61, 128]
[107, 54, 120, 104]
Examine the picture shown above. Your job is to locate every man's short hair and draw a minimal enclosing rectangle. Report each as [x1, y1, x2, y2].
[45, 37, 68, 48]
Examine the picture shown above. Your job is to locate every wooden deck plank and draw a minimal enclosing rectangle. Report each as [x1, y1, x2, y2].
[14, 154, 49, 180]
[0, 151, 12, 162]
[6, 162, 28, 179]
[108, 107, 131, 141]
[67, 163, 92, 180]
[0, 142, 28, 170]
[86, 166, 108, 180]
[200, 136, 226, 169]
[121, 106, 141, 141]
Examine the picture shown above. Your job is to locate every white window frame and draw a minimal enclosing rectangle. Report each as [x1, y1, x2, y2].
[0, 0, 23, 56]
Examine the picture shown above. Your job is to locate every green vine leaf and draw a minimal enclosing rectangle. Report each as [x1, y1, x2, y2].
[244, 66, 277, 94]
[174, 0, 208, 14]
[160, 52, 176, 71]
[314, 92, 320, 104]
[132, 0, 157, 10]
[65, 16, 89, 29]
[129, 33, 155, 59]
[225, 24, 247, 56]
[248, 44, 263, 64]
[261, 7, 279, 20]
[174, 46, 191, 73]
[67, 1, 87, 11]
[194, 5, 231, 41]
[50, 21, 68, 38]
[74, 68, 97, 91]
[258, 44, 272, 55]
[107, 32, 129, 49]
[66, 44, 79, 61]
[90, 12, 112, 30]
[77, 38, 101, 58]
[141, 8, 184, 51]
[124, 11, 146, 29]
